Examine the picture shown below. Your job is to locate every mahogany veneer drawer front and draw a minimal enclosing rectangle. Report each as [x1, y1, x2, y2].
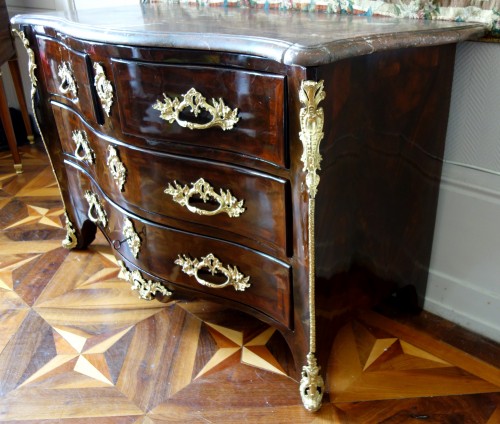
[12, 4, 485, 412]
[64, 162, 292, 328]
[52, 103, 290, 258]
[36, 35, 97, 124]
[112, 59, 287, 167]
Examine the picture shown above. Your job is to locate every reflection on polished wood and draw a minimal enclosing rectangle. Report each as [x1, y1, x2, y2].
[0, 144, 499, 422]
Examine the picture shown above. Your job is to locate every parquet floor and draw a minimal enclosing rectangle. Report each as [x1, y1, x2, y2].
[0, 144, 499, 423]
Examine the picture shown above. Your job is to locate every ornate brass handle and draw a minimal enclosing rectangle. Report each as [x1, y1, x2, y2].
[84, 191, 107, 227]
[58, 61, 78, 97]
[106, 145, 127, 191]
[118, 260, 171, 301]
[72, 130, 95, 164]
[94, 62, 113, 117]
[175, 253, 250, 291]
[152, 88, 239, 131]
[164, 178, 245, 218]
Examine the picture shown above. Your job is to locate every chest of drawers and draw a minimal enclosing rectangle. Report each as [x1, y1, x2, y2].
[12, 4, 485, 411]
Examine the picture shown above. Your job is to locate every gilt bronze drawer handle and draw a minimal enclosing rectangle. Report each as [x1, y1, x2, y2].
[152, 87, 239, 131]
[94, 62, 113, 117]
[84, 190, 107, 227]
[164, 178, 245, 218]
[118, 260, 171, 301]
[175, 253, 250, 292]
[106, 145, 127, 191]
[72, 130, 95, 164]
[57, 61, 78, 97]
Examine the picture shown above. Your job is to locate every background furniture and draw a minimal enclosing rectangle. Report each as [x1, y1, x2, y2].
[0, 0, 34, 174]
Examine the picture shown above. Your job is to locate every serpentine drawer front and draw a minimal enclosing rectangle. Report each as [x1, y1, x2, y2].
[12, 4, 485, 412]
[52, 102, 291, 258]
[112, 60, 287, 167]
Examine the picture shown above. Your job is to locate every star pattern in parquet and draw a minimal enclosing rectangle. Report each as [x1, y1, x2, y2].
[0, 144, 499, 423]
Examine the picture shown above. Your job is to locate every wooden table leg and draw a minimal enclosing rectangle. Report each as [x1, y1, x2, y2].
[0, 69, 22, 174]
[8, 57, 35, 144]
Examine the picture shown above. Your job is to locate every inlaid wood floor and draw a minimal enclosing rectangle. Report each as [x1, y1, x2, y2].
[1, 144, 499, 423]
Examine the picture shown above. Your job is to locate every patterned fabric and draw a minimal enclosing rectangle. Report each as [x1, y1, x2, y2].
[147, 0, 499, 38]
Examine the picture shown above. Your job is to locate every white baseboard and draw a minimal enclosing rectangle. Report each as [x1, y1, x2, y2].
[425, 163, 500, 342]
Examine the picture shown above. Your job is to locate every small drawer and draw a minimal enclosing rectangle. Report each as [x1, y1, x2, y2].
[53, 103, 290, 258]
[65, 163, 292, 328]
[111, 59, 286, 167]
[36, 35, 96, 123]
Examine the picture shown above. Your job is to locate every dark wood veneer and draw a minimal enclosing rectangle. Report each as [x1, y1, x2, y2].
[65, 161, 293, 328]
[52, 102, 291, 259]
[112, 59, 287, 167]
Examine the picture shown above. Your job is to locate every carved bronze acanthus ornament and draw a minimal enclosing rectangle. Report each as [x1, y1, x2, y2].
[175, 253, 250, 292]
[84, 191, 107, 228]
[62, 212, 78, 249]
[72, 130, 95, 165]
[106, 145, 127, 191]
[122, 218, 141, 258]
[299, 80, 326, 199]
[94, 62, 113, 117]
[118, 260, 171, 301]
[164, 178, 245, 218]
[300, 353, 325, 412]
[153, 88, 239, 131]
[57, 61, 78, 98]
[298, 79, 326, 412]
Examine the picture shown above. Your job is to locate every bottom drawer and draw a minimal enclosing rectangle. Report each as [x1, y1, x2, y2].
[66, 161, 292, 328]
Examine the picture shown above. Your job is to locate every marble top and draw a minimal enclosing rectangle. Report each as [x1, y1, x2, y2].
[12, 3, 486, 66]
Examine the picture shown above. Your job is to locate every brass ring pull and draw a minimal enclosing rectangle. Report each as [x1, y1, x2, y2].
[175, 253, 250, 292]
[57, 61, 78, 97]
[94, 62, 113, 117]
[152, 87, 239, 131]
[84, 191, 107, 227]
[106, 145, 126, 191]
[164, 178, 245, 218]
[72, 130, 95, 164]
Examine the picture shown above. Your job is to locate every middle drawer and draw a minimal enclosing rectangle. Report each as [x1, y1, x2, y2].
[53, 103, 290, 258]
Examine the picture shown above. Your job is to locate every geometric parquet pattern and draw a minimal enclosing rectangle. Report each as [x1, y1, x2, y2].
[1, 144, 499, 423]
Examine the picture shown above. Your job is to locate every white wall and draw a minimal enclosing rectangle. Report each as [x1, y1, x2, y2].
[426, 41, 500, 342]
[4, 2, 500, 341]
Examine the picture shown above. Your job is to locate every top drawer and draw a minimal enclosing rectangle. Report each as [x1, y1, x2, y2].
[36, 35, 96, 124]
[111, 60, 286, 167]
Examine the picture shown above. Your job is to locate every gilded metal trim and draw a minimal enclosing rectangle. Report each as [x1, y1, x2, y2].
[106, 145, 127, 191]
[13, 29, 80, 249]
[57, 61, 78, 98]
[72, 130, 95, 165]
[164, 178, 245, 218]
[300, 353, 325, 412]
[298, 79, 326, 412]
[299, 80, 326, 199]
[62, 212, 78, 249]
[122, 217, 141, 258]
[94, 62, 113, 117]
[175, 253, 250, 291]
[117, 260, 172, 301]
[84, 190, 107, 228]
[153, 88, 239, 131]
[12, 29, 37, 98]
